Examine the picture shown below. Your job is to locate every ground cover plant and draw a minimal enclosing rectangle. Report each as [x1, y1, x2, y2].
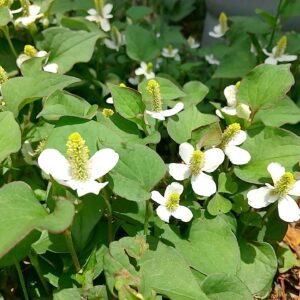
[0, 0, 300, 299]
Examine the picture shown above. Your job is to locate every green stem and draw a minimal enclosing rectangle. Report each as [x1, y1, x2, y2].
[144, 200, 151, 235]
[1, 26, 17, 58]
[262, 203, 277, 224]
[15, 262, 29, 300]
[267, 0, 284, 50]
[29, 251, 50, 295]
[102, 187, 113, 243]
[63, 229, 81, 273]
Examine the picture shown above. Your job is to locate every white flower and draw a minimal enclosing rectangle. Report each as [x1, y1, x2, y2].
[216, 83, 251, 120]
[205, 54, 220, 65]
[38, 132, 119, 197]
[128, 76, 139, 86]
[151, 182, 193, 223]
[146, 102, 184, 121]
[187, 36, 200, 49]
[169, 143, 224, 197]
[263, 36, 297, 65]
[16, 48, 47, 68]
[209, 12, 228, 38]
[15, 5, 43, 26]
[135, 62, 155, 80]
[219, 123, 251, 165]
[247, 163, 300, 222]
[162, 45, 180, 61]
[43, 63, 58, 73]
[86, 4, 113, 32]
[104, 29, 125, 51]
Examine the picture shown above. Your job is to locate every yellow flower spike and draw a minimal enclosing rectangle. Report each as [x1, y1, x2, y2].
[274, 36, 287, 58]
[220, 123, 241, 149]
[146, 62, 153, 73]
[146, 79, 162, 112]
[24, 45, 37, 57]
[0, 66, 8, 84]
[102, 108, 114, 118]
[189, 150, 205, 176]
[165, 192, 180, 212]
[66, 132, 90, 181]
[94, 0, 104, 16]
[219, 12, 228, 34]
[119, 83, 126, 87]
[235, 81, 241, 89]
[0, 0, 6, 6]
[34, 138, 47, 157]
[271, 172, 295, 197]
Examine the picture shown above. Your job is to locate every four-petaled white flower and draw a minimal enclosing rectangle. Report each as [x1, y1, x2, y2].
[247, 163, 300, 222]
[169, 143, 224, 197]
[146, 102, 184, 121]
[205, 54, 220, 65]
[135, 62, 155, 80]
[86, 4, 113, 32]
[17, 49, 47, 68]
[187, 36, 200, 49]
[216, 83, 251, 120]
[263, 36, 297, 65]
[38, 132, 119, 197]
[162, 45, 180, 61]
[15, 5, 43, 26]
[209, 12, 228, 38]
[151, 182, 193, 223]
[219, 123, 251, 165]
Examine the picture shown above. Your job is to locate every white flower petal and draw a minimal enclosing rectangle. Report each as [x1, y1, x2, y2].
[16, 54, 29, 68]
[278, 195, 300, 222]
[191, 172, 216, 197]
[205, 54, 220, 65]
[38, 149, 72, 181]
[216, 109, 224, 119]
[202, 148, 224, 173]
[89, 148, 119, 180]
[221, 106, 237, 116]
[100, 17, 110, 32]
[179, 142, 194, 164]
[87, 8, 98, 16]
[29, 4, 41, 16]
[289, 180, 300, 196]
[86, 15, 98, 22]
[36, 50, 48, 57]
[262, 48, 271, 56]
[73, 180, 108, 197]
[156, 205, 171, 223]
[236, 104, 251, 120]
[146, 110, 165, 120]
[104, 38, 117, 50]
[151, 191, 166, 205]
[164, 182, 184, 199]
[106, 96, 114, 104]
[277, 54, 297, 62]
[160, 102, 184, 117]
[247, 186, 277, 209]
[43, 63, 58, 73]
[168, 163, 191, 181]
[224, 145, 251, 165]
[144, 72, 155, 80]
[224, 85, 237, 107]
[172, 205, 193, 222]
[227, 131, 247, 146]
[104, 3, 113, 16]
[264, 56, 278, 65]
[135, 67, 145, 76]
[267, 162, 285, 184]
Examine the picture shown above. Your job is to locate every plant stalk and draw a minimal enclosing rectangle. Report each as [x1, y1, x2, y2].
[15, 262, 29, 300]
[63, 229, 81, 273]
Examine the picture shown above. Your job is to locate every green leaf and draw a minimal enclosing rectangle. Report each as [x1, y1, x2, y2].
[139, 77, 186, 102]
[126, 25, 159, 62]
[254, 97, 300, 127]
[0, 112, 21, 163]
[180, 81, 209, 107]
[109, 144, 166, 202]
[235, 126, 300, 183]
[277, 244, 300, 273]
[53, 286, 108, 300]
[0, 7, 12, 26]
[37, 90, 96, 121]
[207, 193, 232, 216]
[2, 72, 80, 117]
[237, 239, 277, 298]
[237, 64, 294, 111]
[0, 182, 74, 258]
[108, 84, 145, 125]
[126, 6, 152, 20]
[140, 241, 209, 300]
[201, 273, 252, 300]
[167, 106, 217, 143]
[40, 27, 105, 73]
[230, 16, 271, 34]
[213, 51, 256, 79]
[217, 172, 238, 194]
[161, 215, 240, 275]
